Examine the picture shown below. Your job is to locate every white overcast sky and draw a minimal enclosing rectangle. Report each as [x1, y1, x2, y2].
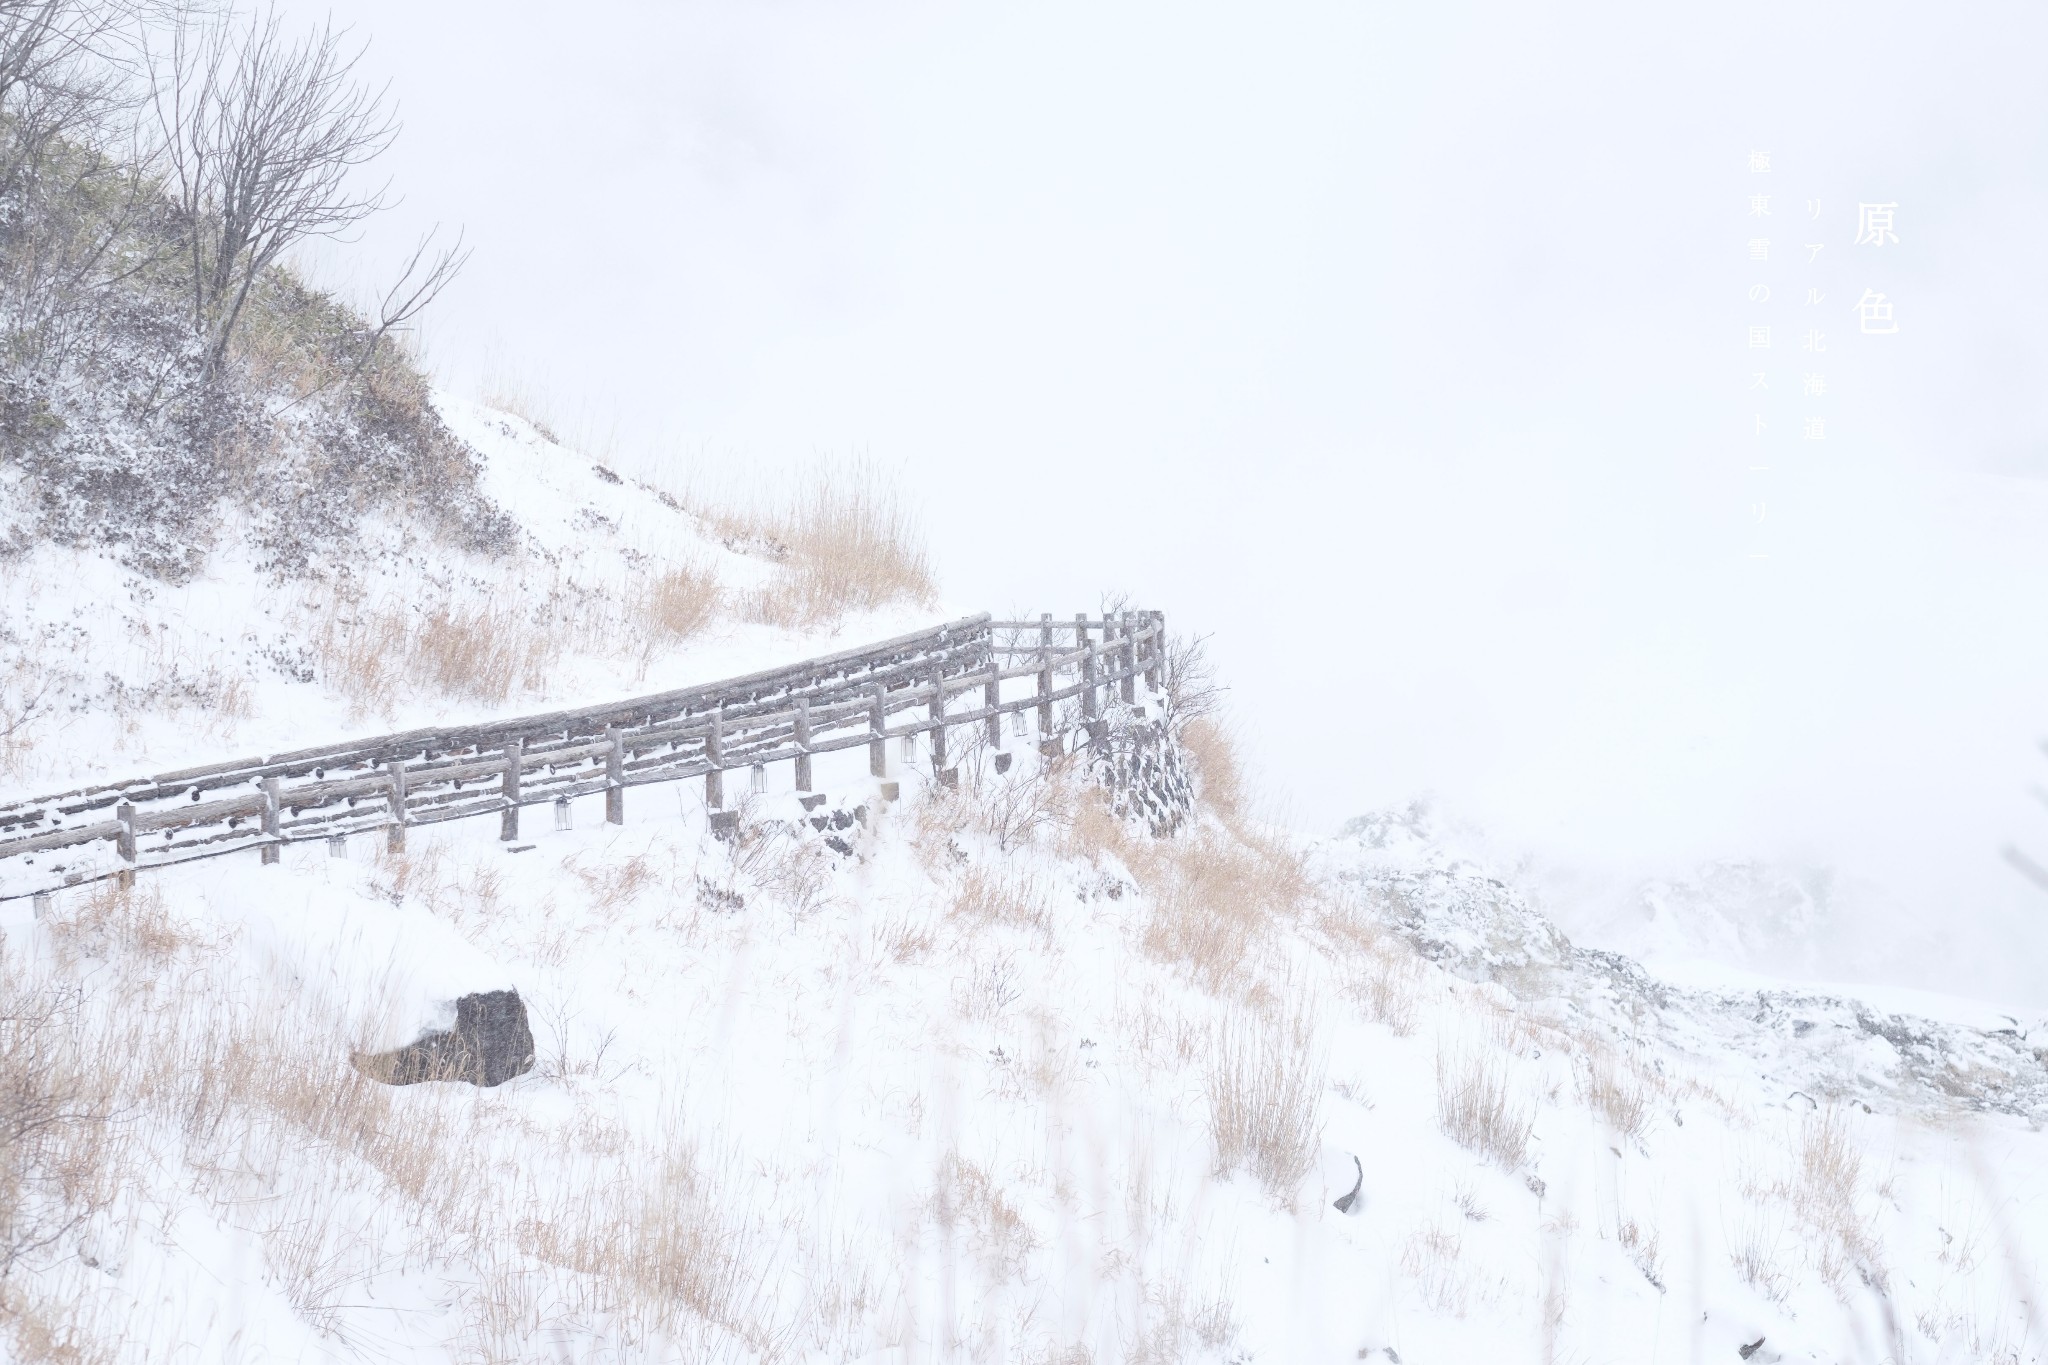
[286, 0, 2048, 1000]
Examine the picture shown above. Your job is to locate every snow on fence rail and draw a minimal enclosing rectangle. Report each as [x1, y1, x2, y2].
[0, 610, 1167, 902]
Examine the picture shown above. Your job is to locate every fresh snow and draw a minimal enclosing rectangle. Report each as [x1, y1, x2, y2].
[4, 405, 2046, 1364]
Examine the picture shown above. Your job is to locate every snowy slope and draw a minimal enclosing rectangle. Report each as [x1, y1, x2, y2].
[0, 395, 944, 799]
[9, 743, 2048, 1363]
[4, 414, 2047, 1364]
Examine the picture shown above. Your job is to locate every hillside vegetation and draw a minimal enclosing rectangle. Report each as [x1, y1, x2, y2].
[3, 636, 2046, 1362]
[0, 3, 939, 793]
[0, 2, 511, 580]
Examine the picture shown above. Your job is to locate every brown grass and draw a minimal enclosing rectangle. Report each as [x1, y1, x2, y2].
[951, 865, 1054, 942]
[1730, 1213, 1790, 1302]
[1126, 1280, 1241, 1365]
[873, 906, 939, 965]
[564, 847, 659, 911]
[929, 1151, 1039, 1283]
[305, 559, 720, 715]
[44, 882, 201, 966]
[1179, 718, 1243, 820]
[306, 590, 560, 711]
[1792, 1107, 1884, 1288]
[1578, 1043, 1657, 1141]
[635, 563, 721, 645]
[1618, 1215, 1663, 1288]
[1319, 895, 1426, 1036]
[1435, 1043, 1534, 1170]
[1206, 1001, 1324, 1204]
[1, 882, 803, 1362]
[0, 959, 118, 1284]
[1140, 828, 1309, 992]
[722, 466, 936, 628]
[477, 367, 565, 444]
[1401, 1221, 1470, 1315]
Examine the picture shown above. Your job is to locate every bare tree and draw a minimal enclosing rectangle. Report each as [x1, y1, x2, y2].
[151, 5, 406, 378]
[0, 2, 125, 182]
[0, 2, 173, 404]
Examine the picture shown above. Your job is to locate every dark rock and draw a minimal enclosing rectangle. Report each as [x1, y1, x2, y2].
[1092, 708, 1194, 836]
[1333, 1154, 1364, 1214]
[353, 990, 536, 1088]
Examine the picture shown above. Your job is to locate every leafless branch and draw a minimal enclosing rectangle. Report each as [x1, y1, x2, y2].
[149, 3, 397, 377]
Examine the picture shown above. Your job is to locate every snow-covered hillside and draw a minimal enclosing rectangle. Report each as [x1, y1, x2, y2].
[4, 410, 2047, 1364]
[0, 396, 942, 797]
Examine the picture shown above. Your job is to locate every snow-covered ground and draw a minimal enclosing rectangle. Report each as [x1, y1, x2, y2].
[0, 395, 941, 796]
[4, 407, 2047, 1364]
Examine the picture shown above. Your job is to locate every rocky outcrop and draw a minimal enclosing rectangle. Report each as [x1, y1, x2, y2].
[353, 989, 536, 1088]
[1093, 708, 1194, 837]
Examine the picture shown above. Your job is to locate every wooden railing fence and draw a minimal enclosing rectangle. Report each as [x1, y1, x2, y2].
[0, 610, 1167, 904]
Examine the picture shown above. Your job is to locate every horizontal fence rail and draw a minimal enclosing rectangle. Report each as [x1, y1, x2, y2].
[0, 610, 1167, 902]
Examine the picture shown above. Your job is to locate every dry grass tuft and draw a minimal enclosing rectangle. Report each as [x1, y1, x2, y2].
[1579, 1043, 1657, 1141]
[1435, 1043, 1535, 1170]
[873, 906, 939, 965]
[1062, 783, 1141, 868]
[1618, 1215, 1663, 1288]
[1321, 895, 1427, 1036]
[1401, 1221, 1470, 1315]
[969, 754, 1068, 853]
[519, 1143, 780, 1347]
[306, 559, 718, 715]
[478, 369, 565, 444]
[960, 949, 1025, 1023]
[1126, 1280, 1241, 1365]
[1357, 953, 1423, 1036]
[725, 466, 936, 628]
[1140, 827, 1308, 991]
[45, 882, 198, 965]
[635, 563, 721, 645]
[1792, 1107, 1884, 1288]
[1179, 718, 1242, 820]
[565, 848, 659, 912]
[1207, 1001, 1324, 1204]
[951, 866, 1054, 942]
[930, 1151, 1039, 1283]
[307, 590, 561, 710]
[1730, 1213, 1790, 1302]
[0, 961, 118, 1285]
[409, 600, 558, 700]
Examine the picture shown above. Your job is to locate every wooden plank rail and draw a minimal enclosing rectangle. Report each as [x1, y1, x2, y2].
[0, 609, 1170, 901]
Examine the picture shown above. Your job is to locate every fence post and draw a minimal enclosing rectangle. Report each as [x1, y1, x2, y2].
[385, 761, 408, 852]
[115, 802, 137, 886]
[605, 726, 625, 824]
[984, 658, 1002, 749]
[1037, 613, 1054, 735]
[1144, 610, 1164, 691]
[869, 683, 888, 778]
[1119, 610, 1137, 705]
[260, 777, 282, 864]
[795, 698, 814, 792]
[705, 709, 725, 810]
[500, 740, 523, 841]
[1082, 640, 1102, 748]
[929, 666, 948, 774]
